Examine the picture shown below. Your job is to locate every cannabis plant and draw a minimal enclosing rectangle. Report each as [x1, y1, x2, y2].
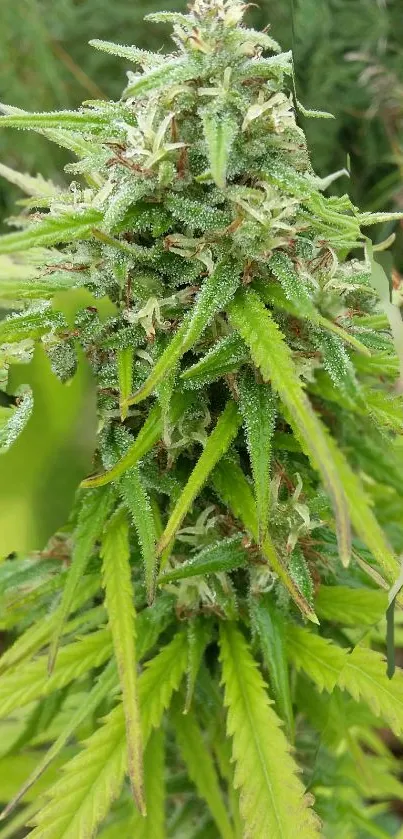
[1, 1, 403, 837]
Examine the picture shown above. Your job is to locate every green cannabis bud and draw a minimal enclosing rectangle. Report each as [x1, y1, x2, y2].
[0, 1, 402, 836]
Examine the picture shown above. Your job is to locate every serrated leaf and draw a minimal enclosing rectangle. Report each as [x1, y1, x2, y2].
[286, 625, 347, 693]
[124, 56, 199, 98]
[0, 575, 100, 675]
[367, 244, 403, 388]
[228, 288, 352, 566]
[252, 594, 294, 738]
[0, 103, 96, 159]
[128, 257, 241, 405]
[219, 622, 321, 838]
[337, 646, 403, 737]
[96, 729, 166, 839]
[269, 251, 316, 318]
[158, 401, 242, 558]
[0, 208, 103, 254]
[358, 211, 403, 226]
[315, 585, 388, 627]
[89, 39, 164, 67]
[0, 660, 118, 820]
[0, 308, 63, 343]
[238, 371, 276, 543]
[202, 111, 237, 189]
[212, 457, 319, 622]
[0, 344, 98, 562]
[120, 469, 158, 603]
[172, 697, 235, 839]
[239, 53, 293, 81]
[101, 508, 144, 814]
[145, 11, 192, 25]
[258, 280, 371, 356]
[125, 729, 166, 839]
[0, 110, 110, 132]
[81, 392, 191, 488]
[0, 163, 58, 198]
[181, 333, 248, 389]
[82, 401, 163, 488]
[47, 487, 113, 672]
[0, 629, 112, 719]
[28, 632, 188, 839]
[159, 534, 248, 584]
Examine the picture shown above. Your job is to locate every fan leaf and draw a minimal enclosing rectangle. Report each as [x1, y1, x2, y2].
[101, 508, 145, 813]
[219, 622, 321, 838]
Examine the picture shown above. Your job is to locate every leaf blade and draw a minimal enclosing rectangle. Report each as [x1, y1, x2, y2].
[238, 372, 276, 542]
[228, 288, 351, 565]
[158, 401, 242, 559]
[128, 258, 241, 405]
[219, 622, 321, 838]
[120, 469, 158, 603]
[101, 508, 145, 813]
[48, 487, 113, 672]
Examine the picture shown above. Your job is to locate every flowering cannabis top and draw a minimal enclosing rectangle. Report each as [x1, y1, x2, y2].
[0, 2, 403, 837]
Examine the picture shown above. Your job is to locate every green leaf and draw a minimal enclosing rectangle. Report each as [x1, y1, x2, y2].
[127, 729, 166, 839]
[172, 697, 235, 839]
[0, 660, 118, 820]
[338, 646, 403, 737]
[367, 243, 403, 388]
[98, 729, 166, 839]
[358, 211, 403, 226]
[268, 251, 316, 318]
[159, 534, 248, 584]
[0, 575, 101, 675]
[0, 629, 112, 719]
[28, 632, 188, 839]
[212, 457, 319, 622]
[124, 56, 199, 97]
[0, 344, 98, 561]
[89, 39, 164, 67]
[120, 469, 158, 603]
[0, 308, 63, 344]
[219, 622, 321, 838]
[286, 625, 346, 693]
[0, 103, 96, 159]
[158, 401, 242, 559]
[258, 281, 371, 356]
[47, 487, 113, 672]
[81, 392, 192, 488]
[0, 110, 111, 131]
[27, 703, 127, 839]
[315, 585, 388, 627]
[128, 257, 241, 405]
[228, 288, 352, 566]
[202, 111, 238, 189]
[318, 437, 399, 583]
[181, 333, 248, 389]
[0, 162, 58, 197]
[252, 594, 294, 739]
[81, 401, 162, 488]
[118, 347, 134, 420]
[101, 508, 145, 814]
[0, 208, 103, 254]
[238, 372, 276, 543]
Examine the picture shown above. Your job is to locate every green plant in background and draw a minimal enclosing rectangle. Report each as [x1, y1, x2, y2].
[1, 1, 403, 836]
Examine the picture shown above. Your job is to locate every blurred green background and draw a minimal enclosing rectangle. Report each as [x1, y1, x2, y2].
[1, 0, 403, 264]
